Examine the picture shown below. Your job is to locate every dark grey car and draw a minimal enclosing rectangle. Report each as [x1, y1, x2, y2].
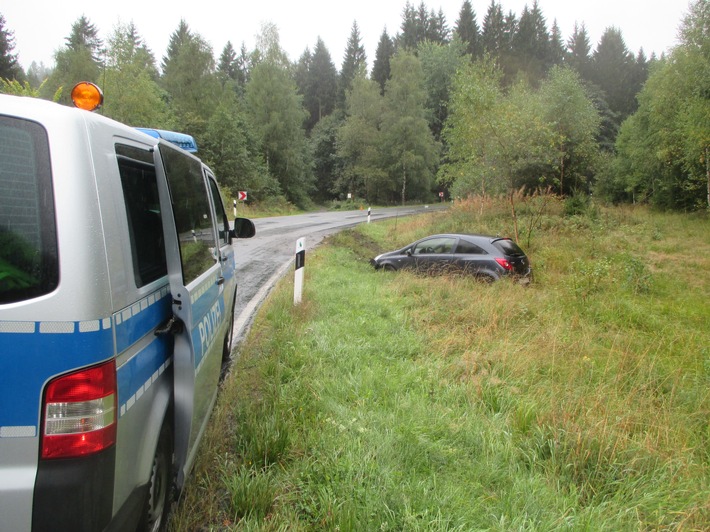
[370, 233, 531, 281]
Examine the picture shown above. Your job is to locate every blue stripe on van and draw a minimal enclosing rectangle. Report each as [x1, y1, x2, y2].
[189, 273, 226, 371]
[116, 334, 172, 418]
[0, 321, 114, 435]
[0, 287, 174, 437]
[115, 287, 172, 353]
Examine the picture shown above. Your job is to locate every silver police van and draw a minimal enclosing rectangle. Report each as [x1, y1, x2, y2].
[0, 84, 255, 531]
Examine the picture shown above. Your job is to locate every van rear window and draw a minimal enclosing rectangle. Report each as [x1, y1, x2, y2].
[0, 116, 58, 304]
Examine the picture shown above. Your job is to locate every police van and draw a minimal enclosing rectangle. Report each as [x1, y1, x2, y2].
[0, 83, 255, 531]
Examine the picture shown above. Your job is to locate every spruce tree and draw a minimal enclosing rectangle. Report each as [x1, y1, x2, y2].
[548, 20, 566, 67]
[245, 57, 312, 205]
[590, 28, 637, 122]
[161, 20, 191, 74]
[566, 22, 592, 79]
[235, 43, 251, 87]
[338, 21, 367, 109]
[511, 1, 549, 82]
[101, 22, 167, 126]
[217, 41, 238, 83]
[399, 2, 419, 50]
[294, 48, 311, 99]
[42, 15, 103, 103]
[372, 28, 395, 95]
[481, 1, 505, 56]
[303, 38, 338, 131]
[381, 50, 440, 204]
[336, 70, 384, 201]
[66, 15, 103, 61]
[428, 8, 450, 44]
[454, 1, 481, 58]
[26, 61, 51, 88]
[160, 20, 219, 130]
[0, 14, 23, 81]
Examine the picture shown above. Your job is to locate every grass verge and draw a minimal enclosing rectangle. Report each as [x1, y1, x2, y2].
[170, 198, 709, 531]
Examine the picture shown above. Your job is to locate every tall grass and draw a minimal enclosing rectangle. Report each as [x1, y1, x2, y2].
[170, 198, 709, 531]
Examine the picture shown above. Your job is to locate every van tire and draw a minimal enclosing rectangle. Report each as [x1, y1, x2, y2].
[137, 423, 174, 532]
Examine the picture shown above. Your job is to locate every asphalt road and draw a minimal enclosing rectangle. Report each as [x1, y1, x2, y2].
[228, 204, 447, 350]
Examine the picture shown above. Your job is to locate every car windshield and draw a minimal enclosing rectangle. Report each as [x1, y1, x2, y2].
[0, 115, 58, 304]
[492, 238, 525, 256]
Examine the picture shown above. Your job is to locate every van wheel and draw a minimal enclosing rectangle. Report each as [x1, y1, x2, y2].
[138, 424, 174, 532]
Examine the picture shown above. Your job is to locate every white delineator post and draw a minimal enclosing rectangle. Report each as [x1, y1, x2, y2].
[294, 237, 305, 305]
[367, 206, 371, 223]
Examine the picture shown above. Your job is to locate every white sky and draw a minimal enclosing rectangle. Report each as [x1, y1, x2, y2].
[4, 0, 690, 71]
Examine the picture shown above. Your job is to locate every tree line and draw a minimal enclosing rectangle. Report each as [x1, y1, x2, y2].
[1, 1, 707, 210]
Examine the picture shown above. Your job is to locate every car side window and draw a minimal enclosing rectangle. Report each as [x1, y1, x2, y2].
[159, 145, 218, 285]
[455, 240, 486, 255]
[206, 175, 229, 246]
[414, 237, 456, 254]
[116, 144, 167, 287]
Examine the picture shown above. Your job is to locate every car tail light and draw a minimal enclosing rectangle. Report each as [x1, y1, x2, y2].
[495, 257, 513, 271]
[41, 360, 117, 459]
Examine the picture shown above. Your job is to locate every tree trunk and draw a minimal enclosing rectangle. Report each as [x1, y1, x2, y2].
[559, 154, 565, 195]
[706, 146, 709, 210]
[509, 190, 520, 244]
[401, 165, 407, 206]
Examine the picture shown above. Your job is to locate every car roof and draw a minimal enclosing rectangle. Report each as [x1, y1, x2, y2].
[418, 233, 505, 241]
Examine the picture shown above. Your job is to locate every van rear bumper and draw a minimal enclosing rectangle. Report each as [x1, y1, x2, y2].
[32, 446, 115, 532]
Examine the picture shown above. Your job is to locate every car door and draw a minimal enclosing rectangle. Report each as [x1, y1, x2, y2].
[154, 144, 226, 486]
[410, 236, 456, 273]
[451, 237, 490, 274]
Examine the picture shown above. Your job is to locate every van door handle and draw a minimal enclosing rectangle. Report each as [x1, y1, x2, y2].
[155, 315, 184, 336]
[216, 276, 225, 285]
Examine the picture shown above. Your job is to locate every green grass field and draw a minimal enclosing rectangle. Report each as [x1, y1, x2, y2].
[170, 197, 709, 531]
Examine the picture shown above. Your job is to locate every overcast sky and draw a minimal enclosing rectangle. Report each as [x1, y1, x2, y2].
[4, 0, 691, 71]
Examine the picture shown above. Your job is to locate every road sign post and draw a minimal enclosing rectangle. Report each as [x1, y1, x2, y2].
[294, 237, 305, 305]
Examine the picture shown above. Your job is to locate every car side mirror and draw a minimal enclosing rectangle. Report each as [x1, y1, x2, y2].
[406, 249, 412, 256]
[230, 217, 256, 239]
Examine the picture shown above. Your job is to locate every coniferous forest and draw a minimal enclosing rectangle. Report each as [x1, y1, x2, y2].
[1, 1, 708, 211]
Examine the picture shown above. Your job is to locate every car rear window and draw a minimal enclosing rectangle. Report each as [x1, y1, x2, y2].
[455, 239, 486, 254]
[0, 116, 58, 304]
[492, 238, 525, 256]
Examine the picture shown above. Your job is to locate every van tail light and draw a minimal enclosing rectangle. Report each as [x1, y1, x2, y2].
[495, 257, 513, 271]
[41, 360, 117, 459]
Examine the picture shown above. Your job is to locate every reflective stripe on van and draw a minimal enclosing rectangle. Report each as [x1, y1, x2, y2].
[0, 285, 173, 437]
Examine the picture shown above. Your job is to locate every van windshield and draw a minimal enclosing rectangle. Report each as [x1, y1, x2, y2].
[0, 116, 58, 304]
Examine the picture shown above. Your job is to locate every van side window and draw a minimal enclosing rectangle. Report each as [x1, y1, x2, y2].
[206, 175, 229, 246]
[116, 144, 167, 287]
[159, 146, 217, 284]
[0, 116, 58, 304]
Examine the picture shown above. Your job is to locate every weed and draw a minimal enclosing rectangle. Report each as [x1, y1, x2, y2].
[170, 201, 710, 531]
[221, 461, 276, 522]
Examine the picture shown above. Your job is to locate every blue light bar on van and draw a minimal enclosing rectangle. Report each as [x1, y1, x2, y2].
[135, 128, 198, 153]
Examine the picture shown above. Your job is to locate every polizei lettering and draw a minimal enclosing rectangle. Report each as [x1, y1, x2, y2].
[198, 300, 223, 358]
